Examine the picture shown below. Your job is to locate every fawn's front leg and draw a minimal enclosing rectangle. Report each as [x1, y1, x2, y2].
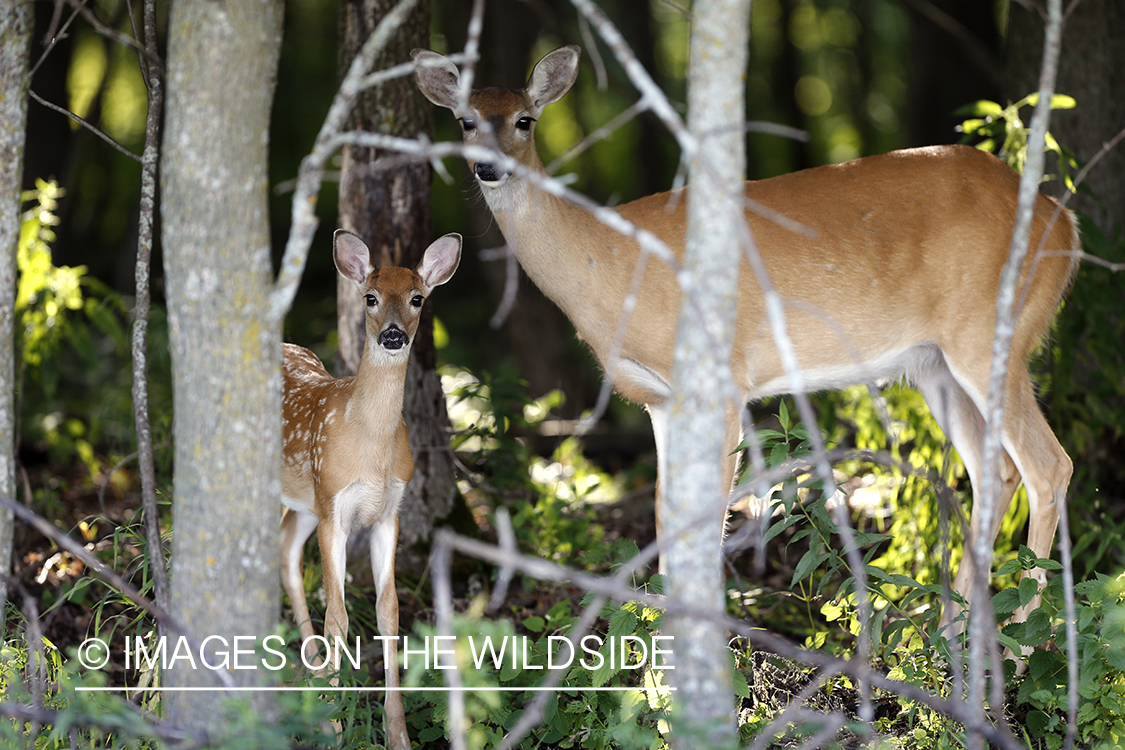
[317, 516, 350, 676]
[370, 515, 408, 750]
[280, 508, 320, 657]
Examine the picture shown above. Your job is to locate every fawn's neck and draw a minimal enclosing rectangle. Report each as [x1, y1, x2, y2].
[346, 346, 408, 436]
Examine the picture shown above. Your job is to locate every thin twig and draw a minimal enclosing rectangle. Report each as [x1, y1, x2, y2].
[131, 0, 169, 619]
[27, 90, 141, 163]
[972, 2, 1066, 748]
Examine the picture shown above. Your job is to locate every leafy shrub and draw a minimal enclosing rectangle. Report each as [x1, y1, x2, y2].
[1006, 571, 1125, 749]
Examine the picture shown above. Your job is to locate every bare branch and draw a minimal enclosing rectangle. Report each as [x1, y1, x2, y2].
[973, 2, 1069, 748]
[131, 0, 169, 618]
[27, 90, 142, 163]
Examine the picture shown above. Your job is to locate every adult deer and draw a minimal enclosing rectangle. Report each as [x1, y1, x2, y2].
[413, 45, 1077, 620]
[281, 229, 461, 750]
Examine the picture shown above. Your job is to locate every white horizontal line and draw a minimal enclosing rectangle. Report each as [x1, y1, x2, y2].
[76, 686, 675, 693]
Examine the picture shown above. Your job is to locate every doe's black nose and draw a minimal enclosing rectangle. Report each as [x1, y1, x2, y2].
[474, 162, 501, 182]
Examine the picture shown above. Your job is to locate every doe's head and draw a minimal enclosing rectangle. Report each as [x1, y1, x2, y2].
[412, 45, 580, 185]
[333, 230, 462, 355]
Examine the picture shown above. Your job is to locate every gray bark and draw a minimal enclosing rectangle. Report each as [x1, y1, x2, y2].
[663, 0, 750, 744]
[1006, 0, 1125, 236]
[336, 0, 459, 563]
[133, 0, 169, 619]
[0, 0, 32, 632]
[161, 0, 284, 729]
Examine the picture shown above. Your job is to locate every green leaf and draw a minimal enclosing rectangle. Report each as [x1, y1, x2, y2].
[419, 725, 445, 742]
[958, 118, 987, 134]
[607, 607, 637, 638]
[1019, 576, 1042, 608]
[792, 548, 829, 588]
[996, 558, 1023, 577]
[883, 620, 910, 653]
[523, 616, 545, 633]
[787, 527, 814, 549]
[764, 513, 802, 544]
[870, 606, 889, 651]
[993, 587, 1021, 618]
[778, 400, 791, 432]
[888, 573, 923, 589]
[996, 630, 1024, 656]
[1026, 709, 1055, 736]
[731, 667, 750, 699]
[1050, 94, 1077, 109]
[956, 99, 1004, 117]
[755, 429, 787, 443]
[540, 690, 558, 725]
[1014, 609, 1053, 647]
[865, 565, 892, 583]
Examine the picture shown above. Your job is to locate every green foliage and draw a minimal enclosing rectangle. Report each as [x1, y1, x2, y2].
[1007, 571, 1125, 750]
[0, 618, 336, 749]
[17, 179, 163, 488]
[955, 94, 1080, 189]
[443, 365, 638, 571]
[402, 558, 672, 749]
[17, 181, 86, 371]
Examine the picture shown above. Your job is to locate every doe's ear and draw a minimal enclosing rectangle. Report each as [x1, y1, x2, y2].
[412, 49, 463, 111]
[333, 230, 375, 286]
[525, 45, 580, 113]
[417, 233, 462, 290]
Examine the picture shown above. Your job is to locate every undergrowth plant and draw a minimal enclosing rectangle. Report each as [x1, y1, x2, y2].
[402, 558, 672, 750]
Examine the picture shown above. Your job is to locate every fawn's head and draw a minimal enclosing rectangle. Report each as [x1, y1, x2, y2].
[412, 45, 580, 186]
[333, 230, 462, 357]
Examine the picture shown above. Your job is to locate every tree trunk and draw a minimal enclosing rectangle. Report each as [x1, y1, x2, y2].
[1006, 0, 1125, 236]
[0, 0, 33, 632]
[664, 0, 749, 744]
[337, 0, 460, 564]
[161, 0, 284, 730]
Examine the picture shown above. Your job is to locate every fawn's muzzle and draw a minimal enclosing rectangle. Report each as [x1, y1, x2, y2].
[379, 326, 408, 350]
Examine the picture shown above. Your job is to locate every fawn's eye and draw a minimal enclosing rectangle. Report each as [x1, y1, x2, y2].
[515, 117, 534, 132]
[411, 295, 424, 308]
[459, 118, 476, 132]
[365, 294, 377, 307]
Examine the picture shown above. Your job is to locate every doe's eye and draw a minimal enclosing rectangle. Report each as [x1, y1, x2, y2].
[411, 295, 424, 308]
[364, 294, 377, 307]
[515, 117, 534, 132]
[459, 118, 477, 132]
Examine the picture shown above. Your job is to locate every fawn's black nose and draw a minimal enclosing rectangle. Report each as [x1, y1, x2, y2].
[379, 326, 408, 350]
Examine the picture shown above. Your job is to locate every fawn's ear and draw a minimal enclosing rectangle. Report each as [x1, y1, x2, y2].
[412, 49, 463, 111]
[525, 45, 580, 114]
[417, 233, 462, 290]
[333, 230, 375, 286]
